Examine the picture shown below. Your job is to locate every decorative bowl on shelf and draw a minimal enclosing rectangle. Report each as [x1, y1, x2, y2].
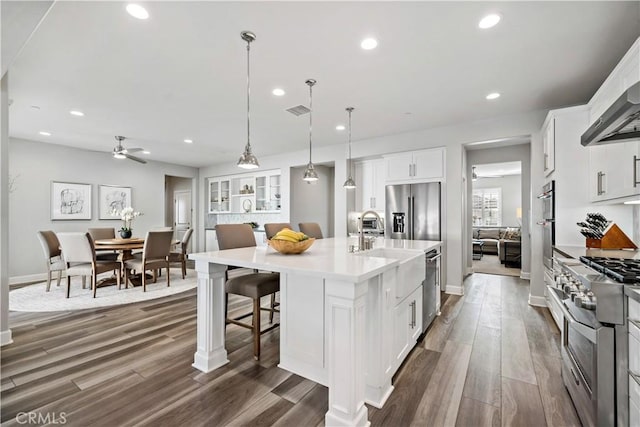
[267, 238, 315, 254]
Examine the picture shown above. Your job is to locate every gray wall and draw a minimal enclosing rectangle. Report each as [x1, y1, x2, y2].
[289, 165, 335, 237]
[8, 137, 198, 281]
[467, 144, 532, 276]
[472, 174, 522, 227]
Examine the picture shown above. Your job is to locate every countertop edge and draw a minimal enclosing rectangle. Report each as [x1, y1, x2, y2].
[625, 286, 640, 303]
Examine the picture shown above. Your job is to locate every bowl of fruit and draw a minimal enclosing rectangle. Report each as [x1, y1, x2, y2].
[267, 228, 315, 254]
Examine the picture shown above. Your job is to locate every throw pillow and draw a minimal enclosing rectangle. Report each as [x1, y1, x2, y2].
[504, 227, 521, 240]
[477, 229, 501, 240]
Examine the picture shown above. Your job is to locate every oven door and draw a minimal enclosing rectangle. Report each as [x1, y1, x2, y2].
[548, 288, 615, 427]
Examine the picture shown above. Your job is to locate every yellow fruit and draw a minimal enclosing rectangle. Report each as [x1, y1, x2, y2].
[272, 234, 298, 242]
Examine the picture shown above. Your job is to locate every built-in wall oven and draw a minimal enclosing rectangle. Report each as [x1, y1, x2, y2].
[537, 180, 555, 272]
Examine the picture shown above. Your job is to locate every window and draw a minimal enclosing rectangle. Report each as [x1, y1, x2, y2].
[472, 188, 502, 226]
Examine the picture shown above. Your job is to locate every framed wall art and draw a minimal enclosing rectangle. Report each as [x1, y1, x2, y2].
[99, 185, 132, 219]
[51, 181, 92, 220]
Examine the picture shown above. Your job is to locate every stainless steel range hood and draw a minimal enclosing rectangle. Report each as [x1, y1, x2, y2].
[581, 81, 640, 146]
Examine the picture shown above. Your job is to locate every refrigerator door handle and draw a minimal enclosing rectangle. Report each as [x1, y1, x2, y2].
[407, 196, 412, 240]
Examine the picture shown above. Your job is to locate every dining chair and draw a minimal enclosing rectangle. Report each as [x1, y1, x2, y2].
[56, 232, 121, 298]
[168, 228, 193, 279]
[124, 230, 173, 292]
[36, 231, 66, 292]
[88, 227, 120, 261]
[298, 222, 324, 239]
[264, 223, 293, 240]
[216, 224, 280, 360]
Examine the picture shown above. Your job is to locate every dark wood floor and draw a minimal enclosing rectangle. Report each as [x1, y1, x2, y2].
[1, 273, 581, 426]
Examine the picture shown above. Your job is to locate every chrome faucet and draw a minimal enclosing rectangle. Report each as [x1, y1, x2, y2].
[359, 210, 383, 251]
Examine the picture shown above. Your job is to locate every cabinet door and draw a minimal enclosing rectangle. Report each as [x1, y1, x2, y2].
[409, 287, 423, 343]
[354, 162, 365, 212]
[219, 180, 230, 212]
[413, 148, 444, 180]
[254, 231, 267, 246]
[589, 145, 608, 202]
[606, 141, 640, 200]
[371, 159, 386, 211]
[392, 299, 410, 369]
[205, 230, 218, 251]
[208, 180, 219, 213]
[385, 153, 413, 182]
[543, 118, 555, 176]
[361, 161, 375, 210]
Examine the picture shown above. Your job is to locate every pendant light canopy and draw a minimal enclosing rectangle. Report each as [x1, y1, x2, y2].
[237, 31, 259, 169]
[343, 107, 356, 189]
[303, 79, 319, 182]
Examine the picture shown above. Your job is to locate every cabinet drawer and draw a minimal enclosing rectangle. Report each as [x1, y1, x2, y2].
[630, 297, 640, 322]
[630, 395, 640, 427]
[630, 325, 640, 375]
[631, 373, 640, 406]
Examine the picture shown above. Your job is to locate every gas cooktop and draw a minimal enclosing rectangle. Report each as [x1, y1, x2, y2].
[579, 256, 640, 284]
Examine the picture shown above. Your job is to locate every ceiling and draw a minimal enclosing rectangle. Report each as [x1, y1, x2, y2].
[7, 1, 640, 168]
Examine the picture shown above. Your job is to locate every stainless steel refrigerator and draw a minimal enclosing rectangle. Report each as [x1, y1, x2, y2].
[385, 182, 441, 240]
[385, 182, 441, 333]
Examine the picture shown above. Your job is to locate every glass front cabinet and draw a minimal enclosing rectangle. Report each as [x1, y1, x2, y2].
[208, 170, 280, 214]
[208, 178, 230, 213]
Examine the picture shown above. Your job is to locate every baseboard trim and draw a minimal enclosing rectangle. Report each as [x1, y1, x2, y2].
[10, 273, 50, 286]
[520, 271, 530, 280]
[528, 295, 547, 307]
[445, 284, 464, 295]
[1, 329, 13, 346]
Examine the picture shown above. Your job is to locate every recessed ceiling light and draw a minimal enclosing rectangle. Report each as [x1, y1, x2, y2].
[39, 131, 51, 136]
[142, 150, 150, 155]
[486, 92, 501, 100]
[361, 38, 378, 50]
[479, 13, 501, 29]
[272, 88, 285, 96]
[184, 139, 193, 144]
[126, 4, 149, 20]
[69, 110, 84, 116]
[336, 125, 346, 131]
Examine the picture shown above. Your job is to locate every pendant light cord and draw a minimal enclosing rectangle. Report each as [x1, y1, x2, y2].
[246, 40, 251, 150]
[348, 108, 352, 176]
[308, 82, 313, 163]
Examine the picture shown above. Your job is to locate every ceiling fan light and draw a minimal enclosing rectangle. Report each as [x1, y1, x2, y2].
[303, 163, 319, 181]
[114, 152, 127, 159]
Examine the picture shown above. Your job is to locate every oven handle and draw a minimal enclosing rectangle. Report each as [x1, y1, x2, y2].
[547, 286, 597, 343]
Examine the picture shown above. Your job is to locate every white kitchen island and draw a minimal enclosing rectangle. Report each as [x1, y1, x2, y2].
[189, 236, 441, 426]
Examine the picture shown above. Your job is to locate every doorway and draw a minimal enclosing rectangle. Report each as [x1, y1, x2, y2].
[165, 175, 194, 250]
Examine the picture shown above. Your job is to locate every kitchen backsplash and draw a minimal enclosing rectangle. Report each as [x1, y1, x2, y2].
[206, 213, 286, 229]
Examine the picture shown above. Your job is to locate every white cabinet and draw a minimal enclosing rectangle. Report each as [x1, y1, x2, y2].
[255, 170, 281, 212]
[355, 159, 385, 212]
[589, 141, 640, 202]
[254, 231, 266, 246]
[629, 296, 640, 425]
[392, 286, 422, 370]
[542, 116, 555, 176]
[588, 37, 640, 126]
[205, 229, 218, 251]
[383, 147, 444, 183]
[208, 179, 230, 213]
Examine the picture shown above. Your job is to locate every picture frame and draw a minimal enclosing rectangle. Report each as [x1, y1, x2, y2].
[51, 181, 92, 220]
[99, 185, 132, 219]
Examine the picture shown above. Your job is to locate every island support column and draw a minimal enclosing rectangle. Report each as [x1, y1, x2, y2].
[192, 260, 229, 372]
[325, 279, 370, 427]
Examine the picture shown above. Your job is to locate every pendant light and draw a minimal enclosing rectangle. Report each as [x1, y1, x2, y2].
[343, 107, 356, 189]
[237, 31, 259, 169]
[303, 79, 319, 182]
[472, 166, 478, 181]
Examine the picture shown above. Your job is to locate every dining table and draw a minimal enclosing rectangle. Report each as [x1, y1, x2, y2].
[94, 237, 179, 287]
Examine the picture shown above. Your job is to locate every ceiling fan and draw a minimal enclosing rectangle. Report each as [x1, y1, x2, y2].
[112, 136, 146, 164]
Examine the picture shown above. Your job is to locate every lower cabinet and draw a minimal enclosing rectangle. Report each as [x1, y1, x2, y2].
[392, 285, 422, 371]
[629, 297, 640, 424]
[205, 229, 217, 251]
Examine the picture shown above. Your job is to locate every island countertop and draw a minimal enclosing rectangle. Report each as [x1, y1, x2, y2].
[189, 236, 441, 283]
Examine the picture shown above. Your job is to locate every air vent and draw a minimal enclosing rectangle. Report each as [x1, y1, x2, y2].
[286, 105, 310, 116]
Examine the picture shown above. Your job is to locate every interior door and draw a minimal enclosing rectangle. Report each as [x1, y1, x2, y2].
[174, 190, 192, 247]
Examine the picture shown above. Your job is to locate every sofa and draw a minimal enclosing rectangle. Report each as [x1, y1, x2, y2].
[472, 226, 521, 263]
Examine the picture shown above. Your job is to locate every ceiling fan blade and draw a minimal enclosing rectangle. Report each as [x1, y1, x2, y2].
[124, 153, 147, 164]
[126, 147, 144, 153]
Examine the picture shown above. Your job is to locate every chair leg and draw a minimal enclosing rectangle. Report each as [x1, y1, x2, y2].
[92, 273, 97, 298]
[166, 262, 170, 287]
[270, 293, 276, 324]
[66, 275, 71, 298]
[181, 258, 186, 279]
[253, 297, 261, 360]
[56, 270, 62, 287]
[143, 269, 147, 292]
[152, 269, 157, 283]
[82, 276, 86, 289]
[46, 270, 52, 292]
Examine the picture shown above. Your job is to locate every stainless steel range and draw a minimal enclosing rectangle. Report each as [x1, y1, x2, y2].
[549, 256, 639, 427]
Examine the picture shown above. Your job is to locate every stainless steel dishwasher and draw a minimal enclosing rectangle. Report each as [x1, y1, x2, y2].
[423, 249, 440, 333]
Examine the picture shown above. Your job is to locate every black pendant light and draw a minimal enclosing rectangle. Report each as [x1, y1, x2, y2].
[237, 31, 259, 169]
[303, 79, 319, 182]
[343, 107, 356, 189]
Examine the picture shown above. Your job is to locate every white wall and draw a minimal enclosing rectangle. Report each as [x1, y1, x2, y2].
[473, 174, 522, 227]
[290, 165, 335, 237]
[8, 137, 198, 281]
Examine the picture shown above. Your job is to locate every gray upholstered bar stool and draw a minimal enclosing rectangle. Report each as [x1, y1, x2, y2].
[216, 224, 280, 360]
[263, 223, 293, 240]
[298, 222, 323, 239]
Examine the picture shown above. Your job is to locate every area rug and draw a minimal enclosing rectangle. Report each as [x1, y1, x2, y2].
[473, 254, 521, 277]
[9, 272, 197, 312]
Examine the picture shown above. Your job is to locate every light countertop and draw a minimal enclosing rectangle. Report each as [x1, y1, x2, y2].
[190, 237, 441, 282]
[554, 245, 640, 260]
[626, 286, 640, 303]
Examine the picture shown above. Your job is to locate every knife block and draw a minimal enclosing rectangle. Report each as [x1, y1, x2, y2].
[585, 223, 638, 249]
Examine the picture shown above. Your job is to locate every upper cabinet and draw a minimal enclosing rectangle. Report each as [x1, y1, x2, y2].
[542, 117, 555, 176]
[383, 147, 445, 183]
[208, 169, 281, 214]
[355, 159, 385, 212]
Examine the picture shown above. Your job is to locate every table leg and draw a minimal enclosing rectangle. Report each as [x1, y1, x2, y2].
[324, 279, 370, 426]
[192, 260, 229, 373]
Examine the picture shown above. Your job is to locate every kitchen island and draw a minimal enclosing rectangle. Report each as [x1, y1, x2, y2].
[189, 236, 441, 427]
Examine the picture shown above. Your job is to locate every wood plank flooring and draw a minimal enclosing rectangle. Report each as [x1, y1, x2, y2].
[1, 273, 581, 426]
